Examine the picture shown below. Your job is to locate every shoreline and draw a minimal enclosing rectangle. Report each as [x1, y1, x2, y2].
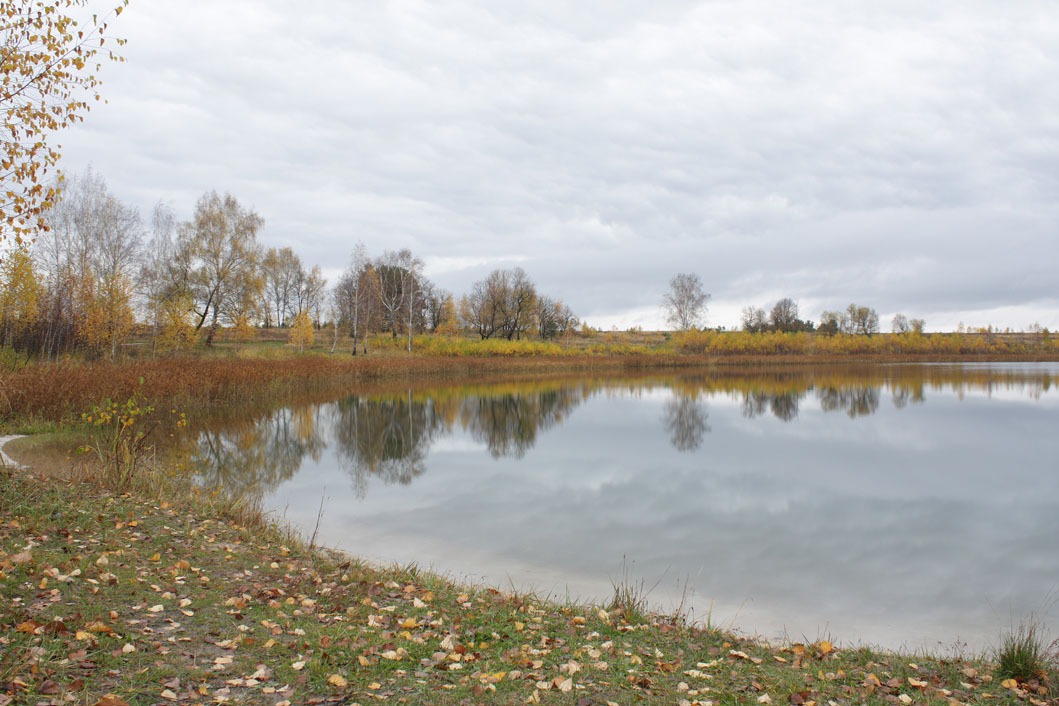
[2, 465, 1052, 705]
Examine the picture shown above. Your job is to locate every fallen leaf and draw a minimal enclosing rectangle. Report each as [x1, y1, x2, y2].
[159, 689, 178, 701]
[291, 660, 306, 671]
[327, 674, 348, 688]
[1001, 679, 1019, 690]
[91, 696, 130, 706]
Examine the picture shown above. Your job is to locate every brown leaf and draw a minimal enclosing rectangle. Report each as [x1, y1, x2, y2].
[91, 697, 131, 706]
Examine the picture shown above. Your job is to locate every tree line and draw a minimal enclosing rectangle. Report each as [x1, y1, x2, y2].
[0, 170, 579, 359]
[662, 273, 928, 337]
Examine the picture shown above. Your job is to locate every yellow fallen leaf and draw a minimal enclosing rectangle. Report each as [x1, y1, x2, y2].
[147, 605, 164, 613]
[400, 618, 417, 629]
[817, 640, 834, 655]
[291, 661, 305, 671]
[556, 677, 573, 693]
[327, 674, 348, 688]
[148, 553, 161, 562]
[159, 689, 178, 701]
[121, 643, 136, 654]
[898, 694, 912, 705]
[367, 682, 381, 690]
[757, 695, 772, 704]
[1001, 678, 1018, 690]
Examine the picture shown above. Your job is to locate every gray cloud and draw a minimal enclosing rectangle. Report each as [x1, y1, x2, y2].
[61, 0, 1059, 329]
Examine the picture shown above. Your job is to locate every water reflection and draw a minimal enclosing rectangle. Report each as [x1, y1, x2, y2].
[662, 395, 710, 451]
[189, 364, 1059, 498]
[333, 394, 445, 497]
[460, 387, 583, 459]
[192, 406, 325, 496]
[184, 363, 1059, 651]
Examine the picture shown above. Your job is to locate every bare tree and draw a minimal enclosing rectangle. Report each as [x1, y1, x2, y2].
[503, 267, 536, 340]
[769, 298, 800, 332]
[909, 318, 926, 334]
[663, 273, 709, 331]
[401, 251, 424, 352]
[335, 242, 373, 354]
[261, 247, 301, 327]
[289, 265, 327, 324]
[844, 303, 879, 336]
[174, 192, 263, 346]
[375, 249, 408, 338]
[891, 313, 910, 334]
[741, 306, 767, 333]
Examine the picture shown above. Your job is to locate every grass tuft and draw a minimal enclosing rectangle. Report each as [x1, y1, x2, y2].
[996, 619, 1056, 684]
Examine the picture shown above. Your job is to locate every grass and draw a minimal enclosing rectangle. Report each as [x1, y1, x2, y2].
[2, 456, 1056, 705]
[995, 619, 1056, 684]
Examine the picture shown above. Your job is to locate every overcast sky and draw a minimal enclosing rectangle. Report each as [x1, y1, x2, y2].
[58, 0, 1059, 331]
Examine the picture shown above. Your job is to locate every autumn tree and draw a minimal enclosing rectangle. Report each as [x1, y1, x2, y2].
[261, 247, 300, 327]
[535, 295, 577, 340]
[845, 303, 879, 336]
[290, 264, 326, 324]
[375, 249, 416, 339]
[818, 310, 841, 337]
[891, 313, 910, 334]
[663, 273, 709, 331]
[34, 168, 142, 358]
[462, 268, 538, 340]
[288, 310, 313, 352]
[0, 246, 40, 347]
[462, 271, 506, 340]
[173, 192, 263, 346]
[335, 242, 378, 355]
[909, 318, 925, 334]
[1, 0, 128, 249]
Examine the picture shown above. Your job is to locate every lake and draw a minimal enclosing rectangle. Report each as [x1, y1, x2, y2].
[188, 362, 1059, 652]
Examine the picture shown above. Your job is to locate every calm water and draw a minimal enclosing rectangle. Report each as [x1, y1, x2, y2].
[190, 363, 1059, 651]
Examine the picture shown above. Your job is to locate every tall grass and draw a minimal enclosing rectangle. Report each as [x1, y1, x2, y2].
[995, 619, 1056, 684]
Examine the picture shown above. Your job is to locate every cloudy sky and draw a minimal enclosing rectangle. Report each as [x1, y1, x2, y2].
[59, 0, 1059, 331]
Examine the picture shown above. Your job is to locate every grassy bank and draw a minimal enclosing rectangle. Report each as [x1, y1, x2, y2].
[2, 464, 1054, 706]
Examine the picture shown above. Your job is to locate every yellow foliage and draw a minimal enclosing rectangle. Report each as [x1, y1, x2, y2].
[80, 275, 135, 360]
[1, 1, 128, 247]
[157, 295, 197, 353]
[231, 314, 256, 344]
[0, 248, 41, 345]
[288, 311, 314, 352]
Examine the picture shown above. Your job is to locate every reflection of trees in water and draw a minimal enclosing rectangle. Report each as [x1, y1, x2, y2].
[333, 393, 448, 498]
[890, 382, 926, 409]
[459, 387, 583, 459]
[192, 406, 325, 498]
[818, 385, 880, 418]
[741, 391, 801, 422]
[663, 395, 710, 451]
